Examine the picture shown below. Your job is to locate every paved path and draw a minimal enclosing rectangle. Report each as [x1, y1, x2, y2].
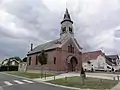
[112, 82, 120, 90]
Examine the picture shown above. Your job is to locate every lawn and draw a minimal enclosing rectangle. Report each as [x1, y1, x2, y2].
[7, 71, 54, 79]
[48, 76, 118, 89]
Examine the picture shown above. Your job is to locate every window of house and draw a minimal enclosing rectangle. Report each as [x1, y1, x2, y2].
[36, 55, 38, 65]
[29, 57, 31, 65]
[54, 57, 56, 64]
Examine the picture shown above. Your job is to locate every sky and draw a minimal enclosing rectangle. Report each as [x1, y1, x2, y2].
[0, 0, 120, 60]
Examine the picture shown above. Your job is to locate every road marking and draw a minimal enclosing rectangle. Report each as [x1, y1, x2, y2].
[22, 80, 34, 83]
[4, 81, 13, 86]
[14, 80, 25, 84]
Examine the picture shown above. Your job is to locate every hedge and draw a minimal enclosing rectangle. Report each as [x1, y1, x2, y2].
[0, 66, 18, 71]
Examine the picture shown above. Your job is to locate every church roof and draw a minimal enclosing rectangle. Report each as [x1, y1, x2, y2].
[28, 36, 69, 55]
[28, 39, 59, 55]
[27, 36, 82, 55]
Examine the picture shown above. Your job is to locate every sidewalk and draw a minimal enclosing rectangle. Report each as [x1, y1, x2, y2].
[34, 72, 80, 81]
[26, 70, 65, 74]
[112, 82, 120, 90]
[34, 72, 119, 81]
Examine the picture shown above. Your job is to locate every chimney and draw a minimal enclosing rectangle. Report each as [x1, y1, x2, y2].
[31, 43, 33, 51]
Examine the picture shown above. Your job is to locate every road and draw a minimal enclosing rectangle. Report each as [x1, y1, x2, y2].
[0, 72, 70, 90]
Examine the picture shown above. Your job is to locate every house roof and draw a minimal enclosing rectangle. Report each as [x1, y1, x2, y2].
[105, 55, 119, 66]
[1, 58, 19, 66]
[28, 36, 82, 55]
[82, 50, 104, 62]
[105, 55, 119, 60]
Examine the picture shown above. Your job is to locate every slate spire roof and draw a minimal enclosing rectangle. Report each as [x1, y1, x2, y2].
[64, 8, 71, 20]
[61, 8, 73, 24]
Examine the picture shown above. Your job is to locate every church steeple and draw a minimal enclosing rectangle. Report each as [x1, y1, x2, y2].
[60, 9, 74, 38]
[61, 8, 73, 24]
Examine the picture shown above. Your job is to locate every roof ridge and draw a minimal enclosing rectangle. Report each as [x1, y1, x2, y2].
[33, 39, 59, 50]
[83, 50, 102, 54]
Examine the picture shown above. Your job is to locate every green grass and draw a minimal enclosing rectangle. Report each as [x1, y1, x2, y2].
[48, 76, 118, 89]
[7, 71, 54, 79]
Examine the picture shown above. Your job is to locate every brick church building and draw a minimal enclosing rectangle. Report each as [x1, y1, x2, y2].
[27, 9, 83, 72]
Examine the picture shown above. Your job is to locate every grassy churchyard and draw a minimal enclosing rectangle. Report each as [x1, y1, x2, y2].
[7, 71, 54, 79]
[48, 76, 118, 89]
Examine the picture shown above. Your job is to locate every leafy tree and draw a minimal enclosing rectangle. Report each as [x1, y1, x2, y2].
[23, 57, 27, 62]
[38, 50, 47, 77]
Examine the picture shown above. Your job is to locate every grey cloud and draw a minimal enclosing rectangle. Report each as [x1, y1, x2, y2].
[0, 0, 120, 60]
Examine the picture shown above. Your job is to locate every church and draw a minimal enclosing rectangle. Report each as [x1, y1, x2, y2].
[27, 9, 83, 72]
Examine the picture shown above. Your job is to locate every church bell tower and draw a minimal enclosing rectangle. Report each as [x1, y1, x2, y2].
[60, 9, 74, 38]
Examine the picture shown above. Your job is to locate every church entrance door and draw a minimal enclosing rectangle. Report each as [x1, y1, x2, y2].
[66, 56, 78, 72]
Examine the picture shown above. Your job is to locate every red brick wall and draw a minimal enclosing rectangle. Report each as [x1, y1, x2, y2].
[27, 50, 60, 71]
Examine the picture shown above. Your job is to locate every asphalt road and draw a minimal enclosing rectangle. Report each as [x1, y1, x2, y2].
[0, 72, 70, 90]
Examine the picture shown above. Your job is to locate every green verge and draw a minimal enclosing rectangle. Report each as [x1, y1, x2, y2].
[7, 71, 54, 79]
[48, 76, 118, 89]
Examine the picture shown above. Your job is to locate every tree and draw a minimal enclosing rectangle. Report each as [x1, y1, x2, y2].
[80, 67, 86, 85]
[38, 50, 47, 77]
[23, 57, 27, 62]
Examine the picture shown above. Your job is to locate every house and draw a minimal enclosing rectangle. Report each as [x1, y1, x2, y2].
[105, 55, 120, 71]
[27, 9, 82, 72]
[1, 58, 20, 66]
[82, 50, 108, 71]
[82, 50, 120, 72]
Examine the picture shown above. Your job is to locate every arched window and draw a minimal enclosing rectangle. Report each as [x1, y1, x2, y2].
[36, 55, 38, 65]
[62, 27, 66, 33]
[69, 27, 72, 33]
[54, 57, 56, 64]
[29, 57, 31, 65]
[68, 45, 74, 53]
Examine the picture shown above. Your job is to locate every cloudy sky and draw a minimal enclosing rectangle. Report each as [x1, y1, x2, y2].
[0, 0, 120, 60]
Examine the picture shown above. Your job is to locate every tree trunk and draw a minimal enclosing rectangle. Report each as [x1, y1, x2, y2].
[40, 65, 44, 78]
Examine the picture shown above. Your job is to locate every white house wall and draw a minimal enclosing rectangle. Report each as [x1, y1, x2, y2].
[83, 55, 107, 71]
[96, 55, 107, 70]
